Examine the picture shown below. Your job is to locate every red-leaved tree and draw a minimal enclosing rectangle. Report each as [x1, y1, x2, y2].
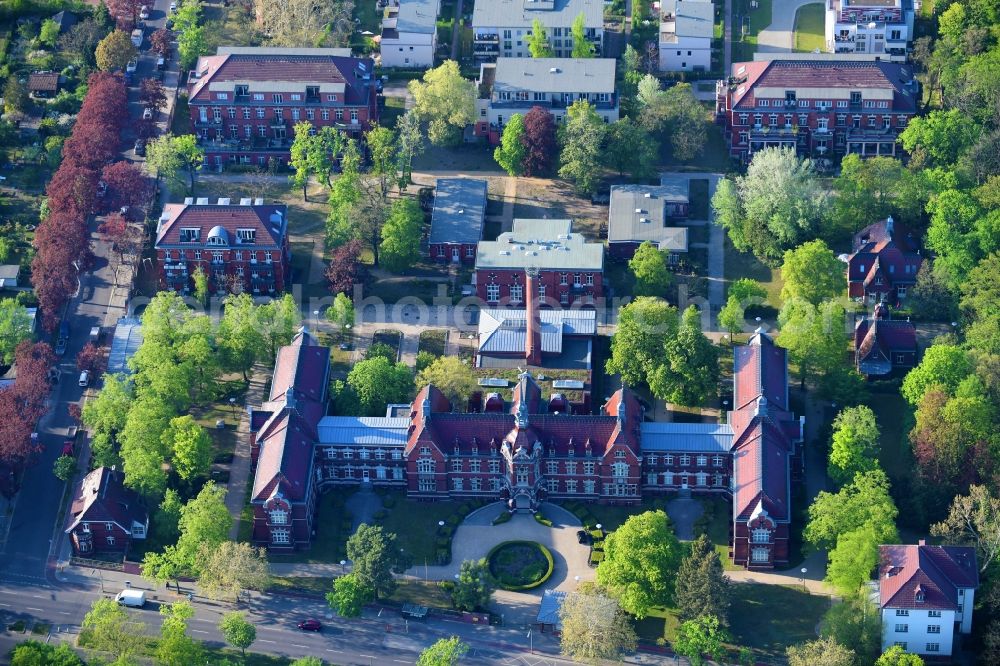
[76, 343, 106, 376]
[150, 28, 172, 57]
[139, 78, 167, 113]
[101, 161, 152, 212]
[12, 341, 55, 424]
[522, 106, 557, 177]
[326, 239, 367, 295]
[105, 0, 144, 25]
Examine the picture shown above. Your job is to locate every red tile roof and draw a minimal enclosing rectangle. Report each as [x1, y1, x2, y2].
[733, 330, 789, 412]
[855, 311, 916, 376]
[879, 543, 978, 610]
[848, 219, 922, 290]
[188, 52, 375, 106]
[269, 329, 330, 404]
[28, 72, 59, 92]
[729, 60, 919, 112]
[64, 467, 147, 535]
[156, 203, 287, 249]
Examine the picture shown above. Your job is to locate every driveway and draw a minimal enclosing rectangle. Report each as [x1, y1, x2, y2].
[757, 0, 822, 52]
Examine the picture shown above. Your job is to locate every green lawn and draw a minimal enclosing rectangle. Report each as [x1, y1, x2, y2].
[417, 330, 447, 357]
[271, 492, 350, 564]
[388, 579, 454, 607]
[688, 179, 710, 219]
[723, 236, 783, 308]
[379, 492, 473, 563]
[692, 497, 741, 571]
[728, 584, 830, 657]
[793, 3, 826, 52]
[732, 0, 773, 63]
[868, 392, 914, 482]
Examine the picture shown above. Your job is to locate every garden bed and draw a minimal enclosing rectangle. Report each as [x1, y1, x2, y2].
[417, 329, 447, 357]
[486, 541, 554, 591]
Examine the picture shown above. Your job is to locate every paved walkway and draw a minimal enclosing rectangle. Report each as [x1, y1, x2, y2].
[226, 363, 269, 540]
[757, 0, 820, 52]
[345, 485, 383, 531]
[665, 497, 703, 540]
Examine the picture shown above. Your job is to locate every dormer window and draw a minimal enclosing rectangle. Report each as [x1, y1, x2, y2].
[179, 228, 201, 243]
[235, 85, 248, 97]
[237, 228, 256, 244]
[915, 587, 925, 603]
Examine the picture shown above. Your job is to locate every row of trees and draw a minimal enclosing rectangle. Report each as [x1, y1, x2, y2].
[526, 14, 595, 58]
[0, 342, 56, 478]
[31, 71, 129, 331]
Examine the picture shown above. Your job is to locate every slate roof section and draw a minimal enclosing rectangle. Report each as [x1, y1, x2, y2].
[733, 329, 788, 412]
[478, 308, 596, 355]
[848, 218, 923, 291]
[317, 417, 410, 445]
[728, 60, 920, 112]
[65, 467, 147, 535]
[640, 422, 734, 452]
[607, 184, 690, 250]
[476, 219, 604, 271]
[188, 50, 374, 106]
[390, 0, 440, 34]
[269, 329, 330, 403]
[155, 202, 287, 249]
[854, 305, 916, 376]
[879, 543, 978, 611]
[473, 0, 604, 29]
[428, 178, 488, 245]
[660, 0, 715, 41]
[492, 58, 617, 95]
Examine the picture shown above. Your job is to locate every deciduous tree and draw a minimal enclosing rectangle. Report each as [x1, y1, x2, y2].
[156, 601, 203, 666]
[628, 241, 672, 297]
[604, 118, 659, 179]
[150, 27, 172, 56]
[820, 594, 882, 665]
[327, 292, 356, 332]
[779, 240, 847, 306]
[898, 109, 978, 167]
[526, 19, 554, 57]
[828, 155, 925, 234]
[827, 524, 880, 595]
[326, 572, 372, 618]
[415, 356, 477, 410]
[596, 510, 682, 617]
[379, 198, 422, 272]
[605, 297, 677, 387]
[787, 638, 856, 666]
[558, 591, 637, 663]
[651, 305, 719, 407]
[76, 342, 105, 376]
[828, 405, 880, 485]
[346, 357, 413, 416]
[60, 19, 107, 67]
[100, 161, 153, 213]
[571, 12, 595, 57]
[876, 645, 925, 666]
[494, 113, 526, 176]
[326, 239, 366, 295]
[558, 100, 606, 194]
[139, 78, 168, 113]
[900, 344, 973, 405]
[219, 612, 256, 657]
[522, 106, 557, 176]
[326, 140, 364, 248]
[251, 0, 353, 47]
[395, 110, 424, 189]
[674, 615, 727, 666]
[9, 640, 83, 666]
[95, 30, 137, 71]
[804, 469, 899, 552]
[144, 135, 205, 196]
[0, 299, 32, 365]
[53, 455, 78, 482]
[409, 61, 476, 147]
[346, 524, 400, 599]
[776, 299, 849, 389]
[197, 541, 270, 601]
[367, 123, 397, 198]
[712, 148, 826, 265]
[417, 637, 469, 666]
[82, 598, 145, 662]
[931, 485, 1000, 573]
[161, 415, 212, 481]
[663, 83, 707, 161]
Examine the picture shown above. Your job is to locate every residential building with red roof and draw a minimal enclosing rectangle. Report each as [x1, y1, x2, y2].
[186, 47, 378, 169]
[64, 467, 148, 557]
[848, 216, 923, 305]
[154, 197, 290, 297]
[716, 57, 920, 163]
[854, 301, 917, 378]
[247, 326, 802, 568]
[879, 540, 978, 657]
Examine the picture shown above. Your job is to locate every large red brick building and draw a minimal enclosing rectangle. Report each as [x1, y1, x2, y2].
[154, 198, 290, 297]
[716, 57, 920, 163]
[249, 328, 802, 568]
[186, 47, 378, 169]
[474, 219, 605, 307]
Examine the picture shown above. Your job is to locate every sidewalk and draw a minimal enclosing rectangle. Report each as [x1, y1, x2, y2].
[225, 363, 269, 540]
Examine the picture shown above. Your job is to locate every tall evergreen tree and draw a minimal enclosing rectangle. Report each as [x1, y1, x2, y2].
[675, 535, 731, 625]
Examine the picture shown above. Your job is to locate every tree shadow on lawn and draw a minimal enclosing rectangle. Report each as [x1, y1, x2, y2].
[727, 583, 830, 658]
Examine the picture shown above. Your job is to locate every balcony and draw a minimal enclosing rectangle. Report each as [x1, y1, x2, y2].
[194, 117, 224, 128]
[474, 33, 499, 42]
[834, 35, 855, 42]
[270, 118, 287, 128]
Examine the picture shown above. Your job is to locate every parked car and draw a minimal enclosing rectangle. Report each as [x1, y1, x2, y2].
[55, 337, 67, 356]
[297, 619, 322, 632]
[142, 108, 153, 120]
[139, 4, 149, 19]
[130, 28, 143, 48]
[61, 427, 77, 456]
[97, 181, 108, 197]
[134, 140, 145, 156]
[126, 59, 138, 73]
[156, 56, 165, 70]
[170, 1, 177, 12]
[78, 370, 90, 387]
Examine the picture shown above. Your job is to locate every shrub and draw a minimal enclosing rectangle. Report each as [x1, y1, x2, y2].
[533, 512, 553, 527]
[436, 548, 451, 565]
[589, 551, 605, 566]
[486, 541, 554, 591]
[382, 494, 396, 508]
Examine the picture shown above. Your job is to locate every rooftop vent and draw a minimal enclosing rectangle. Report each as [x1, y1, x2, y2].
[644, 192, 652, 198]
[239, 197, 252, 205]
[217, 197, 231, 205]
[254, 198, 264, 205]
[195, 197, 209, 205]
[549, 67, 561, 74]
[183, 197, 194, 205]
[634, 208, 643, 214]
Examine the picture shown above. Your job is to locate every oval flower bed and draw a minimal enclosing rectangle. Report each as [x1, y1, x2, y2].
[486, 540, 554, 591]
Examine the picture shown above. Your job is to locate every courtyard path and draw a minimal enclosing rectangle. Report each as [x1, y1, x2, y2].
[756, 0, 821, 52]
[225, 362, 269, 540]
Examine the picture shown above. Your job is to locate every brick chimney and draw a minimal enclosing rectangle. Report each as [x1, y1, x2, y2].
[525, 268, 542, 366]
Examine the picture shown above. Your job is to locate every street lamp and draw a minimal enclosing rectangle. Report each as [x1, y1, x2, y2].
[229, 396, 237, 419]
[313, 309, 320, 326]
[438, 520, 445, 527]
[800, 567, 808, 592]
[340, 559, 347, 573]
[527, 628, 533, 654]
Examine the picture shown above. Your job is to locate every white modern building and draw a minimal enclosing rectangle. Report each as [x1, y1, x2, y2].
[659, 0, 714, 72]
[878, 541, 978, 658]
[380, 0, 441, 68]
[472, 0, 604, 61]
[473, 57, 619, 140]
[825, 0, 914, 60]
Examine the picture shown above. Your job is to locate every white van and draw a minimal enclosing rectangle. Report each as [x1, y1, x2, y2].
[78, 370, 90, 387]
[131, 28, 143, 48]
[115, 589, 146, 608]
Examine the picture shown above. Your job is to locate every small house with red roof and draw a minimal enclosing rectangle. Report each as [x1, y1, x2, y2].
[186, 47, 378, 169]
[154, 197, 290, 297]
[64, 467, 148, 556]
[879, 540, 978, 657]
[848, 217, 923, 305]
[854, 301, 917, 378]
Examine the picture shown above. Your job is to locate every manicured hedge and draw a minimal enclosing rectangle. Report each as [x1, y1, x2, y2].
[486, 541, 554, 591]
[492, 510, 512, 525]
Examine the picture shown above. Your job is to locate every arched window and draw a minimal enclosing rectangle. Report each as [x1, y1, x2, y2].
[751, 547, 769, 563]
[751, 528, 770, 543]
